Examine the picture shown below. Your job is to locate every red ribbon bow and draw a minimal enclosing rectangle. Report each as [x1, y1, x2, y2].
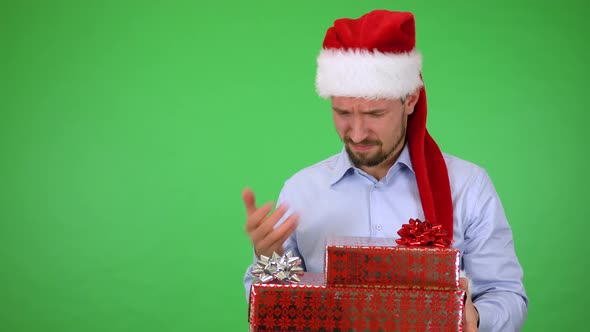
[395, 218, 452, 248]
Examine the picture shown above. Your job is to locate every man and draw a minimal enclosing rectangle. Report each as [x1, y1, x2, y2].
[243, 10, 528, 332]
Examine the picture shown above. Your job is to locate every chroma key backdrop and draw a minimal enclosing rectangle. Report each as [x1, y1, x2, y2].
[1, 1, 587, 331]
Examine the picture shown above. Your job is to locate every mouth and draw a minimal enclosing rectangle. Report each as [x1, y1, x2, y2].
[350, 143, 376, 152]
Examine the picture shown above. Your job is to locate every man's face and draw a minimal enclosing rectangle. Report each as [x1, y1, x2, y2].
[331, 96, 417, 168]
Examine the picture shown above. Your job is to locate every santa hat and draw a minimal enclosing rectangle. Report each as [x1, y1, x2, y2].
[315, 10, 454, 240]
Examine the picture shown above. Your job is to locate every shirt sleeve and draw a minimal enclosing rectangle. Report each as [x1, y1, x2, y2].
[462, 170, 529, 332]
[243, 181, 304, 302]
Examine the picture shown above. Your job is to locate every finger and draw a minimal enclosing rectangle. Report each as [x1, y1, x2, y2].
[266, 214, 299, 250]
[253, 211, 297, 257]
[459, 277, 468, 292]
[250, 204, 288, 244]
[258, 213, 299, 251]
[242, 188, 257, 217]
[244, 202, 273, 233]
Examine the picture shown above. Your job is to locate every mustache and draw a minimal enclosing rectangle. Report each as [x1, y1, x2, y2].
[344, 137, 381, 146]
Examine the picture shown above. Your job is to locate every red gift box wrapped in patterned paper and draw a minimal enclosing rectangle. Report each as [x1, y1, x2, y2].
[325, 236, 460, 289]
[249, 272, 464, 332]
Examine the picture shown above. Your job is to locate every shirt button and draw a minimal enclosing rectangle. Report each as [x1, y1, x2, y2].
[376, 224, 382, 230]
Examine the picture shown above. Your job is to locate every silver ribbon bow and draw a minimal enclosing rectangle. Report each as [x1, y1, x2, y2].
[251, 251, 304, 283]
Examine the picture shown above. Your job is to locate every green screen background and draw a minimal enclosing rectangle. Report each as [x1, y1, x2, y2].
[1, 1, 588, 331]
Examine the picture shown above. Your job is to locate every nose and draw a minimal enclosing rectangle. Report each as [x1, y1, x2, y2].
[348, 115, 368, 143]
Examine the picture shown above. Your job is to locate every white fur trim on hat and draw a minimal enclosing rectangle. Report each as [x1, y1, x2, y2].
[315, 48, 423, 99]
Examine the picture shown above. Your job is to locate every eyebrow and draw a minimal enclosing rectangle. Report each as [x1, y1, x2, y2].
[363, 109, 386, 115]
[332, 107, 387, 114]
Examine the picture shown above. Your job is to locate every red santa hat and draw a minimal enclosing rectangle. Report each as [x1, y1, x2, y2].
[315, 10, 454, 240]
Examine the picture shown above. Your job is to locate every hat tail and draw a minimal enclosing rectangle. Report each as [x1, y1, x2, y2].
[408, 88, 454, 239]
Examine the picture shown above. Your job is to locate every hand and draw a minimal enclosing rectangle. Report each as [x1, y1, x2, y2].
[243, 188, 299, 258]
[460, 277, 479, 332]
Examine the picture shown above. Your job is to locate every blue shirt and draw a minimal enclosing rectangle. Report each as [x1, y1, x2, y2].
[244, 143, 528, 332]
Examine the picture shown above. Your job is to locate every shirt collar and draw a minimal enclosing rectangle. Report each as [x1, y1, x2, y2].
[330, 142, 414, 186]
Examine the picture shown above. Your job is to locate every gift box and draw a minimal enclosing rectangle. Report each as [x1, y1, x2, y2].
[325, 236, 460, 289]
[248, 219, 464, 331]
[249, 272, 465, 332]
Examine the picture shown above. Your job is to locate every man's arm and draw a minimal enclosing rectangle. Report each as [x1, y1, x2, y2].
[463, 171, 528, 332]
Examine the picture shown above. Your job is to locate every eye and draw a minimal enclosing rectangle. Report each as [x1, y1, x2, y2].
[368, 112, 384, 118]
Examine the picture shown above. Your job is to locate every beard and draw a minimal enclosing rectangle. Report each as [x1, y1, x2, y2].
[344, 113, 407, 168]
[345, 139, 390, 167]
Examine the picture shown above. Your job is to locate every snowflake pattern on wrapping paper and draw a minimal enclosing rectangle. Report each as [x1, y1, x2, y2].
[249, 272, 464, 332]
[325, 237, 460, 289]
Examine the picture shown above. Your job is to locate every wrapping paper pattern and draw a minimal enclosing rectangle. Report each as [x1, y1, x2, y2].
[325, 236, 460, 289]
[249, 273, 464, 332]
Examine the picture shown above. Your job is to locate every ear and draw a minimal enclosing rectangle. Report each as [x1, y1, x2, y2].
[404, 89, 421, 115]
